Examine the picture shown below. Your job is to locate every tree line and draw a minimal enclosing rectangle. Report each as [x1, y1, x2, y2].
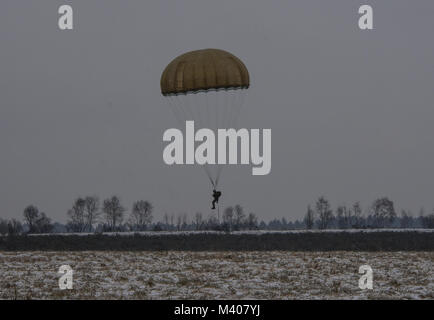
[1, 195, 434, 236]
[303, 196, 434, 229]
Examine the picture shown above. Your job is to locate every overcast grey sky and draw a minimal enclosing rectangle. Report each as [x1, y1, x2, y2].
[1, 1, 433, 223]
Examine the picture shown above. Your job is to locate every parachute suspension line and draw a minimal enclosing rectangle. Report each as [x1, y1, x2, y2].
[220, 90, 232, 187]
[236, 90, 247, 126]
[229, 90, 237, 127]
[205, 171, 215, 188]
[178, 94, 194, 122]
[167, 94, 216, 189]
[231, 91, 241, 127]
[200, 91, 217, 188]
[226, 90, 236, 128]
[212, 91, 221, 188]
[183, 92, 217, 189]
[215, 91, 228, 187]
[203, 90, 217, 189]
[215, 90, 236, 188]
[215, 90, 219, 135]
[183, 93, 197, 124]
[205, 90, 211, 133]
[172, 95, 190, 125]
[194, 93, 205, 130]
[166, 96, 184, 127]
[195, 94, 215, 188]
[165, 89, 247, 190]
[222, 89, 229, 129]
[215, 90, 247, 187]
[230, 90, 247, 128]
[214, 91, 228, 188]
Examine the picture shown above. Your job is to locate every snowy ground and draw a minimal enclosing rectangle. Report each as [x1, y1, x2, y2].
[0, 251, 432, 299]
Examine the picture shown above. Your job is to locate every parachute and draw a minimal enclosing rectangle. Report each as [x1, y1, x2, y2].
[160, 49, 250, 188]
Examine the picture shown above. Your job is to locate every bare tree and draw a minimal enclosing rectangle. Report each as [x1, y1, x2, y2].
[400, 210, 412, 228]
[316, 196, 333, 230]
[23, 205, 39, 233]
[222, 206, 234, 231]
[207, 212, 219, 229]
[181, 213, 188, 230]
[67, 198, 86, 232]
[421, 211, 434, 229]
[336, 205, 352, 229]
[352, 202, 363, 228]
[304, 205, 315, 229]
[8, 219, 23, 235]
[23, 205, 53, 233]
[234, 204, 245, 230]
[163, 213, 170, 226]
[281, 217, 288, 230]
[170, 213, 175, 228]
[103, 196, 125, 231]
[84, 196, 100, 232]
[176, 213, 182, 231]
[247, 212, 258, 230]
[34, 212, 53, 233]
[67, 196, 100, 232]
[419, 207, 425, 218]
[0, 219, 8, 235]
[194, 212, 203, 230]
[371, 197, 396, 228]
[130, 200, 153, 231]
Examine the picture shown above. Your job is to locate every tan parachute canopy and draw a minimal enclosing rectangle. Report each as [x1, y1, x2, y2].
[160, 49, 250, 95]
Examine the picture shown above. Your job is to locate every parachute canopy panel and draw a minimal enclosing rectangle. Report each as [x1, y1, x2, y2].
[160, 49, 250, 95]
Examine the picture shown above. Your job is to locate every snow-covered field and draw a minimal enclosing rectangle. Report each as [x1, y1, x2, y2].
[0, 251, 432, 299]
